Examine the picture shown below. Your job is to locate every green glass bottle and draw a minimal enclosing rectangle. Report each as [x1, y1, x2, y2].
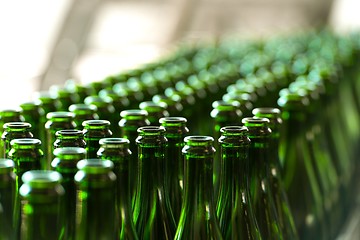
[0, 108, 24, 158]
[133, 126, 176, 239]
[159, 117, 189, 222]
[139, 101, 170, 125]
[216, 126, 262, 240]
[2, 122, 33, 158]
[84, 96, 117, 134]
[19, 170, 65, 240]
[9, 138, 43, 187]
[152, 94, 184, 117]
[45, 112, 76, 170]
[278, 92, 327, 240]
[175, 136, 223, 240]
[119, 109, 150, 203]
[252, 108, 299, 240]
[50, 86, 80, 111]
[34, 91, 60, 114]
[0, 159, 16, 240]
[210, 100, 242, 198]
[242, 117, 283, 240]
[75, 159, 117, 240]
[82, 120, 112, 159]
[51, 147, 86, 240]
[97, 138, 139, 240]
[54, 129, 86, 149]
[99, 89, 130, 114]
[68, 103, 99, 129]
[20, 101, 46, 143]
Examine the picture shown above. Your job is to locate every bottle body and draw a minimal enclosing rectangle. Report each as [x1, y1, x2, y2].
[75, 159, 117, 240]
[19, 170, 65, 240]
[175, 136, 223, 240]
[133, 126, 176, 239]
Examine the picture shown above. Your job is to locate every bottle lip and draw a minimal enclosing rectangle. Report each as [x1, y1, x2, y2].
[53, 147, 86, 158]
[84, 96, 112, 105]
[212, 100, 240, 109]
[82, 119, 110, 127]
[137, 126, 165, 135]
[0, 159, 14, 173]
[46, 111, 75, 120]
[0, 108, 22, 117]
[10, 138, 41, 147]
[99, 137, 130, 146]
[69, 103, 98, 112]
[220, 125, 248, 134]
[55, 129, 83, 137]
[3, 122, 32, 130]
[159, 116, 187, 125]
[77, 159, 114, 174]
[139, 101, 168, 111]
[21, 170, 62, 188]
[120, 109, 148, 118]
[252, 107, 280, 116]
[184, 135, 214, 145]
[242, 117, 270, 126]
[20, 101, 41, 109]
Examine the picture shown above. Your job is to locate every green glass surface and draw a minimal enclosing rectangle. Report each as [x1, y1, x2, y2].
[159, 117, 189, 222]
[97, 138, 139, 240]
[216, 126, 261, 240]
[2, 122, 33, 158]
[20, 101, 46, 143]
[119, 109, 150, 204]
[139, 101, 169, 125]
[175, 136, 223, 240]
[75, 159, 117, 240]
[252, 108, 299, 240]
[45, 112, 76, 170]
[54, 129, 86, 149]
[19, 170, 65, 240]
[278, 93, 327, 240]
[68, 103, 99, 129]
[82, 120, 112, 159]
[51, 147, 86, 240]
[133, 126, 176, 239]
[242, 117, 283, 240]
[0, 159, 16, 240]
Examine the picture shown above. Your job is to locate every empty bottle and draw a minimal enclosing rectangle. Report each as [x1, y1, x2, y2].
[175, 136, 223, 240]
[75, 159, 117, 240]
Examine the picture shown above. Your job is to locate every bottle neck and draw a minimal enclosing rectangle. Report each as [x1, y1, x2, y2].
[182, 154, 216, 215]
[219, 146, 249, 193]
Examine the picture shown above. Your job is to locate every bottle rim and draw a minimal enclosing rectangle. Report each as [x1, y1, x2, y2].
[0, 159, 14, 173]
[21, 170, 62, 188]
[46, 111, 75, 120]
[76, 159, 114, 174]
[184, 135, 214, 145]
[137, 126, 165, 135]
[159, 116, 187, 124]
[55, 129, 83, 137]
[3, 122, 32, 129]
[242, 117, 270, 126]
[10, 138, 41, 147]
[120, 109, 148, 118]
[69, 103, 98, 112]
[220, 125, 248, 134]
[53, 147, 86, 157]
[82, 119, 111, 127]
[99, 137, 130, 145]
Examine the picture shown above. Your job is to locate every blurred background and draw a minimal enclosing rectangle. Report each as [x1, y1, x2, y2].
[0, 0, 359, 107]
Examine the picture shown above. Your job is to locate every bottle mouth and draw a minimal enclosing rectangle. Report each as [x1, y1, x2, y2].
[159, 116, 187, 125]
[184, 135, 214, 145]
[139, 101, 168, 111]
[53, 147, 86, 158]
[69, 103, 98, 112]
[77, 159, 113, 174]
[82, 119, 110, 127]
[10, 138, 41, 147]
[220, 126, 248, 134]
[252, 107, 280, 116]
[3, 122, 32, 130]
[46, 111, 75, 120]
[21, 170, 62, 187]
[99, 137, 130, 146]
[242, 117, 270, 126]
[120, 109, 148, 118]
[137, 126, 165, 135]
[55, 129, 83, 137]
[212, 100, 240, 110]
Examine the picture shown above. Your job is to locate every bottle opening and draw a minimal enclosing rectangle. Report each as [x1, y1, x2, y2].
[252, 107, 280, 116]
[137, 126, 165, 134]
[69, 103, 98, 112]
[184, 135, 214, 145]
[46, 111, 75, 120]
[77, 159, 114, 173]
[159, 116, 187, 124]
[21, 170, 62, 187]
[120, 109, 148, 118]
[3, 122, 32, 129]
[220, 126, 248, 134]
[55, 129, 83, 136]
[10, 138, 41, 146]
[99, 137, 130, 145]
[82, 119, 111, 127]
[242, 117, 270, 126]
[54, 147, 86, 157]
